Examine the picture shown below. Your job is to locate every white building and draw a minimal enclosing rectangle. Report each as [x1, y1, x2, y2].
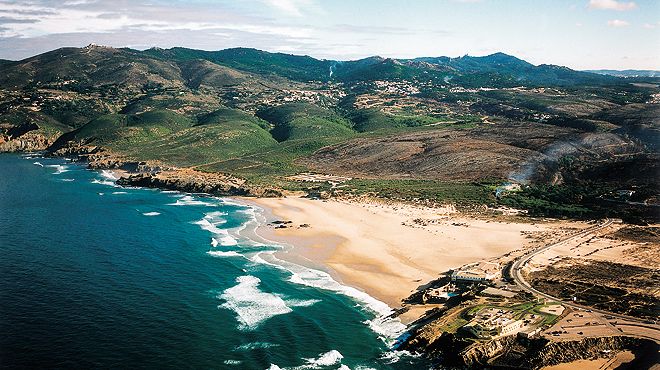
[463, 308, 524, 339]
[451, 261, 500, 282]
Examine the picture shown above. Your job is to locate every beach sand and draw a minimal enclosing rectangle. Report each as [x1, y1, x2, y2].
[249, 197, 555, 311]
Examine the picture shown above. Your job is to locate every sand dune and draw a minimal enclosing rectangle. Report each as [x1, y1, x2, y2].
[251, 197, 553, 308]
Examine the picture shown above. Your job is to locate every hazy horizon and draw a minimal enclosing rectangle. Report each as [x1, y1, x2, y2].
[0, 0, 659, 70]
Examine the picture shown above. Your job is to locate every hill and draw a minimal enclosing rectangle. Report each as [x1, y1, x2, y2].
[585, 70, 660, 78]
[1, 45, 658, 221]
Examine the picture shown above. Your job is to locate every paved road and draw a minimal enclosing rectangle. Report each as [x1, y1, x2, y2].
[510, 219, 660, 341]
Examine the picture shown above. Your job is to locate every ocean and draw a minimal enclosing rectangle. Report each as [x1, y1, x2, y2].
[0, 154, 428, 369]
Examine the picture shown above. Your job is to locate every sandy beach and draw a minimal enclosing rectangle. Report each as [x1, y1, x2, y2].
[248, 196, 561, 311]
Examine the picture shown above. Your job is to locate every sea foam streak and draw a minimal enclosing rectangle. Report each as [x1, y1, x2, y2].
[142, 212, 161, 216]
[235, 342, 280, 351]
[33, 161, 44, 167]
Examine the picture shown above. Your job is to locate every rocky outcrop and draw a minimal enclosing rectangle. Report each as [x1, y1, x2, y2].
[117, 170, 283, 198]
[0, 131, 56, 152]
[47, 140, 284, 198]
[521, 336, 658, 369]
[461, 335, 517, 367]
[403, 331, 658, 369]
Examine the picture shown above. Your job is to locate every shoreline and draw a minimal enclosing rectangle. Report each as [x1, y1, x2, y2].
[244, 196, 559, 316]
[19, 153, 658, 368]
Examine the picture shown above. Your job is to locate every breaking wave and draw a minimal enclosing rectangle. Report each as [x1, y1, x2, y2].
[169, 195, 217, 207]
[46, 164, 69, 174]
[219, 275, 294, 330]
[207, 250, 243, 258]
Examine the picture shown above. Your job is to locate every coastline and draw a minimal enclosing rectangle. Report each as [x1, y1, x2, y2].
[243, 196, 558, 316]
[16, 153, 658, 369]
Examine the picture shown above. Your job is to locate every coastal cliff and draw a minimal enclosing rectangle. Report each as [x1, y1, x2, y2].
[0, 122, 60, 152]
[117, 171, 282, 198]
[48, 141, 284, 198]
[402, 331, 658, 369]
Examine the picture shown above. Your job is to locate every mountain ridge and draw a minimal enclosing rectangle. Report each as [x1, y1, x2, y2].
[0, 45, 623, 87]
[1, 44, 658, 222]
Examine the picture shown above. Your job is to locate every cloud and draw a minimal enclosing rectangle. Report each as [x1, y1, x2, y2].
[261, 0, 312, 17]
[588, 0, 637, 11]
[607, 19, 630, 27]
[0, 1, 311, 39]
[0, 16, 39, 24]
[330, 24, 449, 36]
[642, 23, 656, 29]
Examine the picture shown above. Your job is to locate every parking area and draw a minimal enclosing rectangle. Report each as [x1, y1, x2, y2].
[544, 308, 660, 342]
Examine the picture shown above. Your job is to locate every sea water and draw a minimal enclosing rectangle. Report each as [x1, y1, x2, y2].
[0, 154, 429, 369]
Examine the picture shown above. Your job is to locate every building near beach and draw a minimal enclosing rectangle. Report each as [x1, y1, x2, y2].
[451, 261, 500, 282]
[463, 308, 524, 339]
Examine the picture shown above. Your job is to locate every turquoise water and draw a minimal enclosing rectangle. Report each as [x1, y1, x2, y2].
[0, 154, 428, 369]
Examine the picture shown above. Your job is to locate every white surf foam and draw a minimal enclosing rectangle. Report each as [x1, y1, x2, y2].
[287, 298, 321, 308]
[218, 234, 238, 246]
[269, 350, 345, 370]
[218, 197, 248, 207]
[250, 251, 406, 344]
[235, 342, 280, 351]
[99, 169, 119, 180]
[219, 275, 293, 330]
[33, 161, 44, 167]
[169, 195, 217, 207]
[92, 179, 119, 187]
[112, 191, 128, 195]
[193, 218, 225, 234]
[223, 359, 242, 365]
[303, 350, 344, 367]
[142, 212, 161, 216]
[379, 349, 419, 365]
[193, 212, 240, 246]
[46, 164, 69, 174]
[61, 178, 74, 182]
[207, 250, 243, 258]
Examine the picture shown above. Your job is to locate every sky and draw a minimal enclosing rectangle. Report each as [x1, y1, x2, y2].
[0, 0, 658, 70]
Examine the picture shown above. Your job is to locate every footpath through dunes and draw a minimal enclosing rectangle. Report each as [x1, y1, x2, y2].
[249, 196, 555, 310]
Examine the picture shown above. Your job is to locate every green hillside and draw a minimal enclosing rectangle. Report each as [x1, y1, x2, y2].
[256, 103, 355, 141]
[1, 45, 657, 220]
